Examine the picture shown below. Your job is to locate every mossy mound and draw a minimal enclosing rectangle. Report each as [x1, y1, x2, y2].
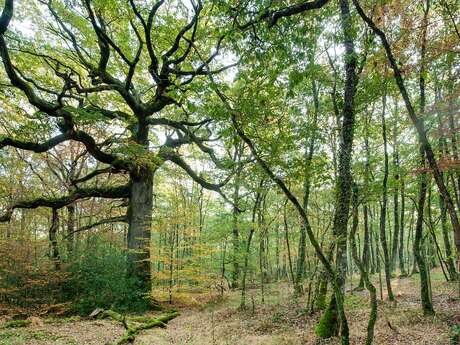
[315, 297, 338, 339]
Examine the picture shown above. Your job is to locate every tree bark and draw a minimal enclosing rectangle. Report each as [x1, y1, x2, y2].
[127, 166, 154, 296]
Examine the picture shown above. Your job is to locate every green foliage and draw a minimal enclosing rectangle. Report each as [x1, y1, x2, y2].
[65, 240, 149, 315]
[451, 325, 460, 345]
[1, 320, 31, 329]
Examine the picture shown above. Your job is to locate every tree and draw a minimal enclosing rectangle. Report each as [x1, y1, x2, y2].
[379, 82, 394, 301]
[0, 0, 233, 302]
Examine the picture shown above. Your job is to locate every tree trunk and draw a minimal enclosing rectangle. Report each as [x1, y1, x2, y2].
[283, 201, 295, 285]
[399, 178, 407, 276]
[440, 192, 457, 280]
[66, 204, 75, 257]
[446, 56, 460, 212]
[413, 0, 434, 315]
[379, 83, 395, 301]
[241, 186, 262, 308]
[391, 116, 400, 272]
[359, 109, 372, 287]
[231, 163, 242, 288]
[127, 167, 154, 298]
[350, 183, 377, 345]
[318, 0, 357, 342]
[295, 79, 319, 294]
[49, 208, 60, 270]
[414, 149, 435, 315]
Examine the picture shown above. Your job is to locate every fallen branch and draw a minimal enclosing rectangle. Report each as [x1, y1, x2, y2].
[92, 309, 180, 344]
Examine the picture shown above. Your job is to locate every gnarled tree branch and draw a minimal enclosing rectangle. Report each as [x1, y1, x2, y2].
[0, 184, 129, 222]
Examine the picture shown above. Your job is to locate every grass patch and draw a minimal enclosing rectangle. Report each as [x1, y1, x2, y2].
[1, 320, 31, 329]
[344, 294, 367, 311]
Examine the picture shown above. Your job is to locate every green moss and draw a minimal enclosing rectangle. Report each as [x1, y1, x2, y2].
[315, 298, 338, 339]
[314, 278, 329, 311]
[315, 292, 327, 311]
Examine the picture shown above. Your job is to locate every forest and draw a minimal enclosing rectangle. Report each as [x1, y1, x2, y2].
[0, 0, 459, 344]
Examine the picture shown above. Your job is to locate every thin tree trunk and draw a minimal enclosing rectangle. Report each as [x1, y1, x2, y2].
[413, 0, 434, 315]
[283, 201, 295, 285]
[379, 82, 395, 301]
[49, 208, 60, 270]
[66, 204, 75, 258]
[414, 149, 435, 315]
[399, 178, 407, 276]
[350, 183, 377, 345]
[391, 112, 400, 272]
[259, 219, 265, 303]
[440, 194, 457, 280]
[295, 79, 319, 294]
[221, 241, 227, 295]
[359, 109, 372, 287]
[241, 186, 262, 308]
[231, 146, 242, 288]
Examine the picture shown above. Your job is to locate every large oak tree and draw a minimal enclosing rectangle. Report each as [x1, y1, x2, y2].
[0, 0, 234, 299]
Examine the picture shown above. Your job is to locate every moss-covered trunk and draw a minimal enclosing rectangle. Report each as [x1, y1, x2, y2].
[317, 0, 357, 343]
[414, 149, 435, 315]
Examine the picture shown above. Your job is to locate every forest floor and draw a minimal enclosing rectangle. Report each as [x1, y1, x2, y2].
[0, 269, 459, 345]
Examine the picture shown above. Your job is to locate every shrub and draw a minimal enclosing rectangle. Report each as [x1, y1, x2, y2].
[64, 239, 150, 315]
[0, 239, 67, 312]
